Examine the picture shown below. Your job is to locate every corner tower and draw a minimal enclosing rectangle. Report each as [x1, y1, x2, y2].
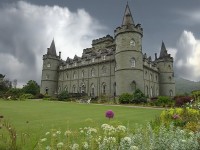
[40, 39, 60, 96]
[156, 42, 175, 96]
[114, 3, 144, 95]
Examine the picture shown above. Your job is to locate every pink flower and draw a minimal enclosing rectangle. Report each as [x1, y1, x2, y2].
[105, 110, 114, 119]
[172, 114, 180, 119]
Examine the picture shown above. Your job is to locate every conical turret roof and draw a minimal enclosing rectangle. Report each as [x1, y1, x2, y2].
[159, 41, 168, 58]
[122, 2, 134, 26]
[47, 39, 57, 56]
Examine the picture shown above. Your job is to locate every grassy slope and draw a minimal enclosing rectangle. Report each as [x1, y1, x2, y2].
[0, 100, 162, 149]
[175, 77, 200, 95]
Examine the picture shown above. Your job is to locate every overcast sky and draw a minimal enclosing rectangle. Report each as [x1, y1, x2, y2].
[0, 0, 200, 87]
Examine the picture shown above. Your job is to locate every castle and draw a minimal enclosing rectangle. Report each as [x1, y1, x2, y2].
[40, 3, 175, 98]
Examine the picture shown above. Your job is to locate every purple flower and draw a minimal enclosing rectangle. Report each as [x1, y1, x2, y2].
[105, 110, 114, 119]
[172, 114, 180, 119]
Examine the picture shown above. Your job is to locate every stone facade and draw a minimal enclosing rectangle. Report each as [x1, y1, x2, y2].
[40, 4, 175, 97]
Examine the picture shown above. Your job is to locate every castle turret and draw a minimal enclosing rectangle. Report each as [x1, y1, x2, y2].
[114, 3, 144, 95]
[40, 39, 60, 96]
[156, 42, 175, 96]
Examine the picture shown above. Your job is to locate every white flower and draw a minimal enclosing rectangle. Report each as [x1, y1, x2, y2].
[40, 138, 47, 142]
[181, 139, 186, 143]
[130, 145, 139, 150]
[45, 132, 50, 136]
[56, 130, 61, 134]
[46, 146, 51, 150]
[57, 142, 64, 148]
[64, 130, 71, 136]
[52, 133, 56, 137]
[70, 143, 79, 150]
[82, 142, 89, 149]
[116, 125, 126, 132]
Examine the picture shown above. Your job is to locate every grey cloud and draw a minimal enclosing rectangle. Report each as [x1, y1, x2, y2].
[0, 1, 105, 87]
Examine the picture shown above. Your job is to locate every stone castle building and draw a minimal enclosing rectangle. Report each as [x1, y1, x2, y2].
[40, 4, 175, 97]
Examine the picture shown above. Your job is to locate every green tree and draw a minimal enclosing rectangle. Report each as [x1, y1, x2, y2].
[132, 89, 147, 103]
[0, 74, 12, 91]
[22, 80, 40, 96]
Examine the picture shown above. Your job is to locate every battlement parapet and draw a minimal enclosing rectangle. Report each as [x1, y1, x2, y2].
[92, 35, 114, 46]
[114, 24, 143, 37]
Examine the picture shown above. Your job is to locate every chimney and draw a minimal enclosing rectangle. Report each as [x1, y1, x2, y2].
[155, 53, 157, 60]
[59, 51, 61, 59]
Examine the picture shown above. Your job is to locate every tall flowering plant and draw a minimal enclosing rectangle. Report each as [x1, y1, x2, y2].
[105, 110, 114, 120]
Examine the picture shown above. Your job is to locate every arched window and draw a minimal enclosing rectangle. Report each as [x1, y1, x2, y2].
[92, 58, 95, 62]
[102, 83, 106, 94]
[81, 70, 84, 78]
[66, 73, 68, 79]
[156, 88, 159, 96]
[73, 85, 76, 93]
[130, 39, 135, 47]
[130, 57, 136, 67]
[146, 86, 149, 97]
[58, 86, 61, 93]
[102, 66, 106, 75]
[169, 90, 173, 96]
[47, 63, 51, 68]
[81, 84, 86, 93]
[150, 87, 153, 97]
[102, 55, 106, 60]
[90, 83, 95, 96]
[91, 68, 95, 77]
[45, 74, 49, 80]
[131, 81, 136, 92]
[150, 73, 152, 81]
[64, 86, 68, 92]
[73, 71, 77, 79]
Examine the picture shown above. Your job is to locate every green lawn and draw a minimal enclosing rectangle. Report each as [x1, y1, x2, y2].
[0, 100, 162, 149]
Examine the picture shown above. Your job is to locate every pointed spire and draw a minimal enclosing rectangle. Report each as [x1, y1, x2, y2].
[47, 39, 57, 56]
[122, 2, 134, 26]
[159, 41, 168, 58]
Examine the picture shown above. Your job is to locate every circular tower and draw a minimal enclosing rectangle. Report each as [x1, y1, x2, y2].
[114, 3, 144, 96]
[156, 42, 175, 96]
[40, 39, 60, 97]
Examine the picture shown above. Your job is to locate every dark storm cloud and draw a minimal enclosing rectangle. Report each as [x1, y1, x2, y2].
[0, 1, 105, 87]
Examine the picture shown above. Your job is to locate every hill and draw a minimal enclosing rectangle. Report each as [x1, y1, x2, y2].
[175, 77, 200, 95]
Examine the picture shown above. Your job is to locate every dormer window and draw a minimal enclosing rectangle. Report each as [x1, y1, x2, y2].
[74, 62, 77, 67]
[47, 63, 51, 68]
[66, 64, 69, 68]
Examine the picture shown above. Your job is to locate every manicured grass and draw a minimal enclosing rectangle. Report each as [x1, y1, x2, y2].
[0, 100, 162, 149]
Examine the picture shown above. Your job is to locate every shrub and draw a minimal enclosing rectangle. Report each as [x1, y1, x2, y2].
[158, 107, 200, 131]
[132, 89, 147, 104]
[19, 94, 34, 100]
[175, 96, 192, 107]
[57, 91, 69, 101]
[35, 93, 45, 99]
[150, 96, 173, 107]
[118, 93, 133, 104]
[4, 88, 23, 99]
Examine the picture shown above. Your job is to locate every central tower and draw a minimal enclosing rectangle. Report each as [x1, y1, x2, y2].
[114, 3, 144, 95]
